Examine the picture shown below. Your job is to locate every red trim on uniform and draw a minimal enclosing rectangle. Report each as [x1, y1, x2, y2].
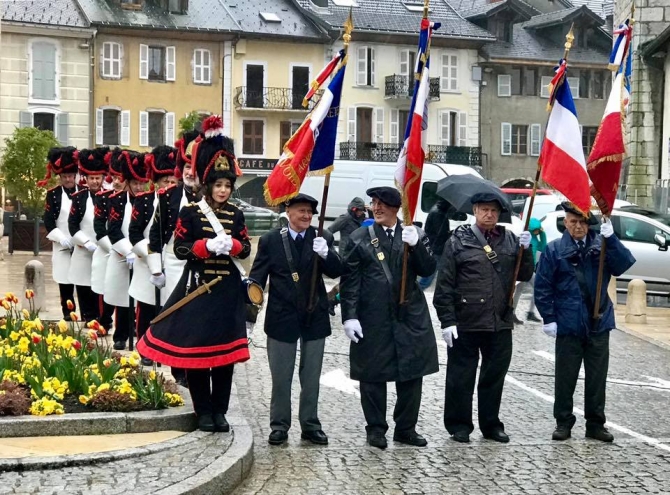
[143, 331, 246, 354]
[99, 295, 104, 318]
[135, 304, 141, 338]
[230, 239, 243, 257]
[137, 338, 250, 369]
[192, 239, 211, 259]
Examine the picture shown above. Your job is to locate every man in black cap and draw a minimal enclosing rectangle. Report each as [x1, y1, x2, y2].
[434, 192, 534, 444]
[249, 193, 342, 446]
[340, 186, 439, 449]
[535, 202, 634, 443]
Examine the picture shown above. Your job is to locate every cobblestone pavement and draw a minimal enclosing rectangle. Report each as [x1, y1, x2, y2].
[233, 289, 670, 494]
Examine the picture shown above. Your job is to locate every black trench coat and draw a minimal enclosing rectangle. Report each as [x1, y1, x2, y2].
[340, 222, 439, 383]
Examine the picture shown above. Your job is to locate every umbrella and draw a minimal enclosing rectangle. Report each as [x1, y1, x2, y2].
[435, 174, 513, 224]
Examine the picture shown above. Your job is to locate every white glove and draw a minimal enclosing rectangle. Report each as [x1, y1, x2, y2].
[312, 237, 329, 259]
[519, 231, 531, 249]
[401, 226, 419, 247]
[542, 322, 557, 338]
[125, 252, 136, 267]
[600, 218, 614, 238]
[60, 238, 73, 249]
[246, 322, 254, 335]
[206, 235, 225, 254]
[84, 240, 97, 253]
[216, 235, 234, 256]
[343, 319, 364, 343]
[150, 273, 166, 288]
[442, 325, 458, 347]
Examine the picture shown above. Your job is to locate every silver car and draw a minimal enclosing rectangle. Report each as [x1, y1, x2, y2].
[540, 206, 670, 297]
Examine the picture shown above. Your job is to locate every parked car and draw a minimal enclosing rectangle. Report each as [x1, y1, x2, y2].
[229, 197, 279, 236]
[540, 206, 670, 297]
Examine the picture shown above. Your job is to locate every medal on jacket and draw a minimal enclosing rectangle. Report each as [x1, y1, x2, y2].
[292, 272, 299, 282]
[377, 252, 385, 261]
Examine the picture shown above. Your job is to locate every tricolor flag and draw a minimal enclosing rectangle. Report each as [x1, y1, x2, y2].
[303, 50, 345, 107]
[588, 19, 633, 216]
[608, 20, 633, 71]
[264, 61, 346, 205]
[539, 61, 591, 213]
[394, 18, 440, 222]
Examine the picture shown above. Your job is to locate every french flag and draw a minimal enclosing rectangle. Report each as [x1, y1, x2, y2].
[539, 64, 591, 214]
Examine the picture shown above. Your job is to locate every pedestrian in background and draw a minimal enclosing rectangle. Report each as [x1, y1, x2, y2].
[418, 198, 452, 291]
[434, 192, 533, 444]
[340, 186, 438, 450]
[512, 217, 546, 323]
[534, 202, 635, 443]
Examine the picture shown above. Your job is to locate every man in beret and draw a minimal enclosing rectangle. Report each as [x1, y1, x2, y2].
[249, 193, 342, 446]
[534, 202, 635, 442]
[340, 186, 439, 449]
[434, 192, 534, 444]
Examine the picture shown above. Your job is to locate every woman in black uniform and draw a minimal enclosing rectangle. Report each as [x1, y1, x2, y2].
[137, 116, 251, 432]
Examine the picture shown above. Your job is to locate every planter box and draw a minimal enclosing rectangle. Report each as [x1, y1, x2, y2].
[8, 219, 51, 253]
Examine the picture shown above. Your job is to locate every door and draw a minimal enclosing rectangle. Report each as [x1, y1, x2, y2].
[246, 65, 264, 108]
[356, 108, 373, 160]
[292, 66, 310, 109]
[399, 110, 410, 140]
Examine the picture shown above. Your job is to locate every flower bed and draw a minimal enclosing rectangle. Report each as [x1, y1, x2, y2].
[0, 292, 183, 416]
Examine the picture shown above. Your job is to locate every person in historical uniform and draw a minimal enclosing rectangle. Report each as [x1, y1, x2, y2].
[138, 116, 252, 433]
[129, 146, 178, 366]
[105, 151, 150, 350]
[67, 147, 108, 323]
[91, 148, 125, 331]
[40, 147, 80, 319]
[249, 193, 341, 447]
[434, 192, 533, 444]
[339, 186, 438, 450]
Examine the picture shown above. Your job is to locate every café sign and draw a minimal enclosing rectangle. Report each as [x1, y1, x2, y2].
[238, 157, 278, 173]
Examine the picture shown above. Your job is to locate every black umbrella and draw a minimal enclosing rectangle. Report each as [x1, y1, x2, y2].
[435, 174, 513, 224]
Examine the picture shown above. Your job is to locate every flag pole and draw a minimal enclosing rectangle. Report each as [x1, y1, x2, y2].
[508, 25, 575, 308]
[592, 9, 634, 319]
[306, 10, 353, 313]
[399, 0, 431, 308]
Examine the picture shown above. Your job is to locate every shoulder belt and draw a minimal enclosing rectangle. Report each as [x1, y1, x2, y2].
[280, 227, 300, 283]
[197, 198, 248, 278]
[470, 226, 501, 273]
[368, 224, 393, 286]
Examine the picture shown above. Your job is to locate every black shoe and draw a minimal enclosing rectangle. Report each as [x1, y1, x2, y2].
[198, 414, 216, 432]
[552, 425, 572, 441]
[213, 413, 230, 432]
[268, 430, 288, 445]
[527, 312, 542, 322]
[513, 315, 524, 325]
[367, 431, 387, 449]
[328, 299, 336, 316]
[451, 431, 470, 443]
[301, 430, 328, 445]
[140, 357, 153, 366]
[393, 430, 427, 447]
[483, 428, 509, 443]
[113, 341, 126, 351]
[586, 426, 613, 443]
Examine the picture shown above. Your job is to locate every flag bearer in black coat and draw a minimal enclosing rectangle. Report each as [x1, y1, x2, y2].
[68, 147, 108, 323]
[138, 116, 252, 433]
[40, 147, 80, 319]
[91, 148, 124, 331]
[249, 193, 343, 446]
[340, 186, 439, 450]
[105, 151, 150, 350]
[129, 146, 178, 366]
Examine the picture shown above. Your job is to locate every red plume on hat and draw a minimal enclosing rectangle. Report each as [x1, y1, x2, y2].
[202, 115, 224, 139]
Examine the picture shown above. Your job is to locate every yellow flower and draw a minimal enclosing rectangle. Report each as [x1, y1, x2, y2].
[1, 300, 10, 311]
[79, 395, 89, 405]
[165, 393, 184, 407]
[9, 331, 20, 342]
[29, 397, 64, 416]
[97, 383, 110, 392]
[34, 318, 44, 331]
[120, 357, 128, 367]
[149, 370, 156, 380]
[17, 337, 30, 354]
[57, 320, 68, 334]
[130, 351, 140, 361]
[21, 309, 30, 319]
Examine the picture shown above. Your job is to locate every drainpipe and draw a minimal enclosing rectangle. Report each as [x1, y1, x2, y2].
[89, 30, 97, 147]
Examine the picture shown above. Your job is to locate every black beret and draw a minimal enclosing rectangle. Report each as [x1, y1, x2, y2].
[470, 192, 508, 212]
[285, 193, 318, 214]
[558, 201, 599, 225]
[366, 186, 401, 208]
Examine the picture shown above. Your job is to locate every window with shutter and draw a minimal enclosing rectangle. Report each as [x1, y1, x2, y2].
[440, 111, 451, 146]
[120, 110, 131, 146]
[166, 46, 176, 81]
[148, 112, 165, 147]
[347, 107, 356, 141]
[498, 75, 511, 97]
[31, 41, 57, 102]
[139, 111, 149, 147]
[511, 125, 528, 154]
[441, 53, 458, 91]
[530, 123, 542, 156]
[501, 123, 512, 156]
[101, 42, 122, 79]
[148, 46, 165, 81]
[567, 77, 580, 99]
[458, 112, 467, 146]
[102, 109, 120, 145]
[33, 113, 55, 132]
[540, 76, 552, 98]
[242, 120, 264, 155]
[389, 109, 399, 144]
[356, 46, 375, 86]
[279, 121, 300, 155]
[373, 108, 384, 143]
[139, 44, 149, 80]
[193, 49, 211, 84]
[165, 112, 175, 145]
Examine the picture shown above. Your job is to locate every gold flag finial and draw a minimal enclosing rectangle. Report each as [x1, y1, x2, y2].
[343, 8, 354, 51]
[423, 0, 430, 18]
[563, 24, 575, 61]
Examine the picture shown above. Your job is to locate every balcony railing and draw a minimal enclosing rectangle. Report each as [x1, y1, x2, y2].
[338, 142, 482, 168]
[234, 87, 322, 111]
[384, 75, 441, 100]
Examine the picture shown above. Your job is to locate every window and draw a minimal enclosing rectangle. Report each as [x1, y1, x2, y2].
[33, 112, 55, 132]
[440, 110, 467, 146]
[540, 75, 552, 98]
[280, 121, 300, 154]
[356, 46, 375, 86]
[441, 53, 458, 91]
[568, 76, 580, 99]
[30, 41, 58, 102]
[511, 125, 528, 154]
[101, 42, 122, 79]
[19, 110, 69, 144]
[140, 45, 175, 82]
[494, 20, 512, 42]
[511, 67, 522, 95]
[523, 68, 537, 96]
[498, 74, 511, 97]
[148, 112, 164, 147]
[193, 49, 211, 84]
[243, 120, 264, 155]
[139, 110, 173, 147]
[582, 126, 598, 157]
[579, 71, 590, 99]
[593, 71, 604, 99]
[149, 46, 165, 81]
[103, 109, 120, 145]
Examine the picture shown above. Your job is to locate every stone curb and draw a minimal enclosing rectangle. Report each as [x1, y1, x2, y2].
[0, 386, 197, 438]
[616, 324, 670, 351]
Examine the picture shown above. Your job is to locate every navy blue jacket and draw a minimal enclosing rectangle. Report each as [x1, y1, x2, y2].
[534, 230, 636, 336]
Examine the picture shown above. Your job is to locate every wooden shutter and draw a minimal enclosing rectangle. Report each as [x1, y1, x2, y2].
[120, 110, 131, 146]
[347, 107, 356, 141]
[95, 109, 104, 145]
[567, 76, 579, 98]
[139, 111, 149, 147]
[203, 50, 210, 83]
[369, 47, 376, 87]
[440, 111, 450, 146]
[399, 50, 409, 77]
[166, 46, 176, 81]
[498, 75, 511, 97]
[530, 123, 541, 156]
[389, 109, 399, 144]
[540, 76, 552, 98]
[165, 112, 175, 146]
[19, 111, 32, 128]
[356, 47, 367, 86]
[280, 121, 291, 155]
[458, 111, 467, 146]
[139, 44, 149, 80]
[501, 122, 512, 156]
[56, 113, 69, 145]
[32, 42, 56, 101]
[373, 108, 384, 143]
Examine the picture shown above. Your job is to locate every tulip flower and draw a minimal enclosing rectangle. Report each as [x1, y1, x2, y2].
[25, 289, 35, 299]
[70, 312, 79, 322]
[72, 340, 82, 351]
[66, 300, 75, 310]
[22, 309, 30, 319]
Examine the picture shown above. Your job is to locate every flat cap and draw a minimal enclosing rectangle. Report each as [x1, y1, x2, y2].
[470, 192, 508, 212]
[366, 186, 401, 208]
[558, 201, 599, 225]
[286, 193, 318, 214]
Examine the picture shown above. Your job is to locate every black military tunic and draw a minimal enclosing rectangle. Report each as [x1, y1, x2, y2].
[149, 183, 196, 255]
[138, 200, 252, 369]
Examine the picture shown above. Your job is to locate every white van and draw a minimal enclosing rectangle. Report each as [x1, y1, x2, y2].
[299, 160, 483, 227]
